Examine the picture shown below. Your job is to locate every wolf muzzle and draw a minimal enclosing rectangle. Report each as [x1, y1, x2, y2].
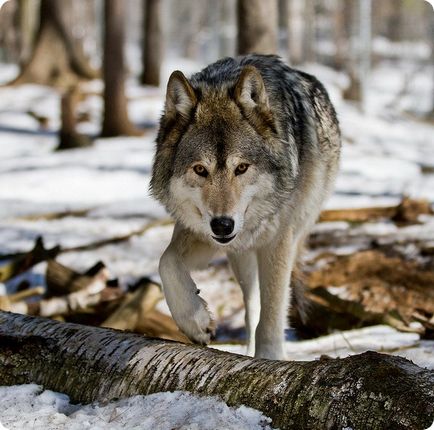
[210, 217, 236, 243]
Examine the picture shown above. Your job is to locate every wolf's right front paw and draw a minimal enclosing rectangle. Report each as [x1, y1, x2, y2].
[174, 296, 215, 345]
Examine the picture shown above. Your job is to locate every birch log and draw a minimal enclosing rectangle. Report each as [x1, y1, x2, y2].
[0, 312, 433, 430]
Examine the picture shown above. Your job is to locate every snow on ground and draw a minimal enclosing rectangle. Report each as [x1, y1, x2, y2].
[1, 58, 434, 328]
[216, 324, 434, 371]
[0, 385, 274, 430]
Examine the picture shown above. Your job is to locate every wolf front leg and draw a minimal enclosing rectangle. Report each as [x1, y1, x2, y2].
[255, 229, 298, 360]
[159, 224, 216, 345]
[228, 251, 260, 357]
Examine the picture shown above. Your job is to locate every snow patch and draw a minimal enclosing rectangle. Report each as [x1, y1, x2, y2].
[0, 385, 275, 430]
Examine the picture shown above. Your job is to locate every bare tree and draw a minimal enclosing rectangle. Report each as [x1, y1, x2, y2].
[183, 1, 204, 59]
[332, 0, 346, 70]
[302, 0, 316, 63]
[237, 0, 278, 55]
[140, 0, 162, 87]
[101, 0, 141, 137]
[285, 0, 304, 65]
[57, 86, 92, 150]
[0, 0, 20, 63]
[10, 0, 97, 87]
[342, 0, 362, 103]
[16, 0, 38, 65]
[219, 0, 235, 58]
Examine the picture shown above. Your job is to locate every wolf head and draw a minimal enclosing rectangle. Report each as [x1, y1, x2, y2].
[151, 64, 298, 247]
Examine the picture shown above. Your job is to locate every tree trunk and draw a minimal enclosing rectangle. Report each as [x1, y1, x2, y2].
[358, 0, 372, 112]
[0, 0, 20, 63]
[237, 0, 278, 55]
[342, 0, 362, 103]
[219, 0, 234, 58]
[286, 0, 304, 65]
[101, 0, 141, 137]
[17, 0, 38, 66]
[1, 312, 433, 430]
[183, 1, 203, 59]
[386, 0, 403, 42]
[57, 85, 92, 150]
[302, 0, 316, 63]
[333, 0, 346, 70]
[140, 0, 162, 87]
[10, 0, 98, 87]
[429, 7, 434, 119]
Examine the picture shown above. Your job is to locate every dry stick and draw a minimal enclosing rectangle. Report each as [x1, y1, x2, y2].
[101, 280, 163, 331]
[0, 312, 433, 430]
[17, 208, 93, 222]
[8, 287, 45, 303]
[46, 260, 108, 295]
[101, 279, 189, 343]
[0, 237, 60, 282]
[11, 276, 108, 317]
[319, 197, 433, 223]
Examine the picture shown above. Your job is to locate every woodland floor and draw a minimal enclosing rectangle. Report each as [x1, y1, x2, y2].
[0, 58, 434, 427]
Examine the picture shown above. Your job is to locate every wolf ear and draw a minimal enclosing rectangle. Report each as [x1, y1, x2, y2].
[165, 71, 197, 120]
[234, 65, 269, 112]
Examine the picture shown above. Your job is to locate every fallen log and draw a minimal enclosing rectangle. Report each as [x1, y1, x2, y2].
[0, 312, 433, 430]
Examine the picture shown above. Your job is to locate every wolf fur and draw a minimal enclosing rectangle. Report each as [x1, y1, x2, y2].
[151, 55, 340, 360]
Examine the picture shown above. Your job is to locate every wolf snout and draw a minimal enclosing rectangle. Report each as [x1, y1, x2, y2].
[210, 217, 234, 237]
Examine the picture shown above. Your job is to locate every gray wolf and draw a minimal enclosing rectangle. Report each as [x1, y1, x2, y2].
[151, 54, 340, 360]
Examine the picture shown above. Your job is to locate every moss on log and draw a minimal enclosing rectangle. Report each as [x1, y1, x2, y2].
[0, 312, 433, 430]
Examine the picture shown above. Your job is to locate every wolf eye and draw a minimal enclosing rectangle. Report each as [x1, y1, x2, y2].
[193, 164, 208, 177]
[235, 163, 249, 176]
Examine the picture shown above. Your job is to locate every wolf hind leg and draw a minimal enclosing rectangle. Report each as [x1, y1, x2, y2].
[228, 251, 260, 357]
[255, 229, 299, 360]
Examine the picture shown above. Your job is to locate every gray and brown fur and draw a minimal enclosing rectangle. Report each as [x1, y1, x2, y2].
[151, 55, 340, 360]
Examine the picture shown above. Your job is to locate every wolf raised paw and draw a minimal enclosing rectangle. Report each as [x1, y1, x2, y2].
[175, 296, 215, 345]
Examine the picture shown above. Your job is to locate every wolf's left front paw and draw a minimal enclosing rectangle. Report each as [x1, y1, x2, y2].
[175, 295, 215, 345]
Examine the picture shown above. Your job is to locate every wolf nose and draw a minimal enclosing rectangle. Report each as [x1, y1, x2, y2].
[210, 217, 234, 236]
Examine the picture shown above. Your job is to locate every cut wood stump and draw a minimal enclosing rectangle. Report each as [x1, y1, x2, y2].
[0, 312, 433, 430]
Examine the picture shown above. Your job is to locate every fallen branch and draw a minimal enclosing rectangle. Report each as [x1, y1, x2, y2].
[10, 283, 113, 317]
[16, 208, 93, 221]
[101, 278, 164, 331]
[46, 260, 108, 296]
[0, 312, 433, 430]
[319, 197, 432, 224]
[0, 237, 60, 282]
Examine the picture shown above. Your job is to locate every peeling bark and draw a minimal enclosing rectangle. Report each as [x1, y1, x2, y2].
[0, 312, 433, 430]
